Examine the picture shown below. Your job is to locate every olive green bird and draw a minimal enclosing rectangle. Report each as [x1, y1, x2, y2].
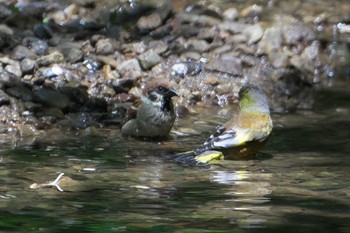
[174, 85, 273, 165]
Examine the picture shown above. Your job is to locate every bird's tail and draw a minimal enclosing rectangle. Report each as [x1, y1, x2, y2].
[172, 150, 199, 166]
[170, 150, 224, 166]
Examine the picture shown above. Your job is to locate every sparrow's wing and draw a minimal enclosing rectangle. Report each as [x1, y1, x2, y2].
[122, 99, 141, 125]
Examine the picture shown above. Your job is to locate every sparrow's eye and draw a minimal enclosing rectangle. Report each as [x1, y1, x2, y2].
[148, 93, 158, 102]
[157, 86, 165, 92]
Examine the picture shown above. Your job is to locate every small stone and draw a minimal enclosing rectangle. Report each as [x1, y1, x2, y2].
[36, 51, 64, 66]
[22, 37, 48, 56]
[138, 49, 162, 70]
[177, 12, 221, 26]
[119, 58, 142, 74]
[35, 87, 72, 110]
[95, 38, 117, 55]
[302, 41, 320, 61]
[0, 90, 10, 106]
[258, 27, 283, 55]
[137, 13, 162, 31]
[0, 24, 13, 35]
[243, 24, 263, 45]
[6, 85, 34, 102]
[240, 4, 263, 18]
[20, 58, 36, 74]
[65, 47, 84, 63]
[205, 58, 242, 76]
[223, 8, 239, 21]
[186, 39, 210, 52]
[204, 76, 221, 86]
[280, 16, 316, 44]
[17, 123, 40, 138]
[12, 45, 37, 60]
[5, 64, 22, 78]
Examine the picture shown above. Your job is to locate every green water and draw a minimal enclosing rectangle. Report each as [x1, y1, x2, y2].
[1, 81, 350, 233]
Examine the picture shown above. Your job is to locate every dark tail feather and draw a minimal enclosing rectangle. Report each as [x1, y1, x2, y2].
[170, 151, 204, 166]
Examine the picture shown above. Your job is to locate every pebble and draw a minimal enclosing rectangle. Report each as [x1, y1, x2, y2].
[257, 27, 283, 55]
[20, 58, 36, 74]
[118, 58, 142, 74]
[36, 51, 64, 66]
[5, 85, 34, 102]
[205, 58, 242, 76]
[95, 38, 117, 55]
[240, 4, 263, 18]
[22, 37, 48, 56]
[137, 49, 162, 70]
[223, 8, 239, 21]
[35, 87, 72, 110]
[137, 13, 162, 31]
[243, 24, 263, 45]
[177, 12, 221, 26]
[12, 45, 38, 60]
[4, 64, 22, 78]
[0, 90, 10, 106]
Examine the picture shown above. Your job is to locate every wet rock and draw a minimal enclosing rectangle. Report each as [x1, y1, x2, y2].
[35, 87, 72, 110]
[58, 85, 89, 106]
[0, 72, 21, 88]
[9, 97, 25, 114]
[137, 2, 171, 31]
[83, 58, 102, 72]
[258, 27, 283, 55]
[205, 58, 242, 76]
[138, 49, 162, 70]
[223, 8, 239, 21]
[102, 64, 120, 80]
[240, 4, 263, 18]
[64, 47, 84, 63]
[137, 12, 163, 31]
[22, 37, 48, 56]
[279, 16, 316, 44]
[177, 12, 221, 26]
[111, 79, 135, 94]
[17, 123, 41, 138]
[118, 58, 142, 75]
[12, 45, 38, 60]
[0, 105, 21, 123]
[5, 85, 34, 102]
[186, 39, 210, 52]
[243, 24, 263, 45]
[271, 51, 290, 68]
[0, 90, 10, 106]
[95, 38, 118, 55]
[20, 58, 36, 74]
[24, 101, 41, 112]
[36, 51, 64, 66]
[218, 21, 250, 34]
[96, 55, 120, 68]
[170, 61, 203, 77]
[4, 64, 22, 78]
[33, 23, 53, 39]
[41, 64, 65, 78]
[302, 40, 320, 61]
[148, 40, 168, 54]
[43, 107, 65, 119]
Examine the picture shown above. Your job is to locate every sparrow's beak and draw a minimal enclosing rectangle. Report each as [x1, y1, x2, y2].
[165, 89, 178, 98]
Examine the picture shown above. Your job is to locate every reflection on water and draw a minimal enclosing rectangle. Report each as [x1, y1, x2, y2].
[0, 86, 350, 232]
[1, 87, 350, 232]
